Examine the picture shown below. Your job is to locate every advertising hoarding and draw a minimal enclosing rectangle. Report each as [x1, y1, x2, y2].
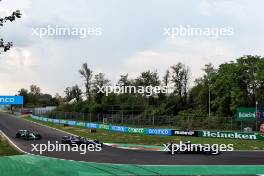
[236, 107, 256, 121]
[0, 96, 23, 105]
[198, 130, 258, 140]
[172, 130, 198, 136]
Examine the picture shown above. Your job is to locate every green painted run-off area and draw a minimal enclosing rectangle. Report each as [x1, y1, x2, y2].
[0, 155, 263, 175]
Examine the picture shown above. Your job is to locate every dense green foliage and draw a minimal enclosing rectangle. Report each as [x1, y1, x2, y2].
[17, 85, 60, 107]
[18, 55, 264, 129]
[57, 55, 264, 117]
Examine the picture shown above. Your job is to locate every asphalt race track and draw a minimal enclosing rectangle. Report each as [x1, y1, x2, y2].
[0, 112, 264, 165]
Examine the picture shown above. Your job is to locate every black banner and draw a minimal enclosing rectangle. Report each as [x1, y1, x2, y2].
[172, 130, 198, 137]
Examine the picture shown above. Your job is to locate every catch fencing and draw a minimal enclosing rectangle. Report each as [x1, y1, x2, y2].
[33, 110, 255, 131]
[29, 114, 264, 140]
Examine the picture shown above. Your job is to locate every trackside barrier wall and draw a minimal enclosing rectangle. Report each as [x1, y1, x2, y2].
[29, 114, 264, 140]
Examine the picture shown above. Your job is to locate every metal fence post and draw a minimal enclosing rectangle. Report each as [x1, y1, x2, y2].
[121, 112, 123, 124]
[89, 112, 91, 122]
[230, 116, 233, 130]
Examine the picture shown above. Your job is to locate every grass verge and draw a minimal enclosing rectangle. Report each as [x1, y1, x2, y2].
[0, 134, 20, 156]
[22, 115, 264, 150]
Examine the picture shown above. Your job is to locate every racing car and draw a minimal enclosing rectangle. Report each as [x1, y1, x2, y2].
[61, 136, 101, 146]
[167, 141, 220, 155]
[15, 130, 42, 140]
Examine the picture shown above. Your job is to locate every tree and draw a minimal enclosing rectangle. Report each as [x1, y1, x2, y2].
[28, 85, 41, 106]
[79, 63, 93, 100]
[92, 73, 110, 103]
[18, 85, 57, 107]
[0, 0, 21, 54]
[64, 85, 82, 102]
[190, 63, 216, 113]
[65, 87, 74, 102]
[18, 88, 29, 105]
[163, 69, 170, 87]
[135, 70, 160, 105]
[71, 85, 82, 102]
[170, 63, 190, 102]
[30, 85, 41, 95]
[55, 56, 264, 126]
[135, 70, 160, 88]
[54, 93, 64, 104]
[118, 74, 130, 86]
[211, 55, 264, 115]
[236, 55, 262, 105]
[203, 63, 216, 82]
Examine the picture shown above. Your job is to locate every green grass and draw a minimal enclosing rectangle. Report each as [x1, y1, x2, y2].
[0, 135, 20, 156]
[23, 116, 264, 150]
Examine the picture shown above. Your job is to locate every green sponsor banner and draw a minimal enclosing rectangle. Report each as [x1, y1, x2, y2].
[60, 119, 67, 124]
[47, 118, 53, 122]
[98, 124, 110, 130]
[236, 107, 256, 121]
[198, 130, 261, 140]
[76, 121, 85, 127]
[256, 134, 264, 140]
[127, 127, 146, 134]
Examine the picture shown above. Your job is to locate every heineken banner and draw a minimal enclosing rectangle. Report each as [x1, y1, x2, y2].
[236, 107, 256, 121]
[198, 130, 259, 140]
